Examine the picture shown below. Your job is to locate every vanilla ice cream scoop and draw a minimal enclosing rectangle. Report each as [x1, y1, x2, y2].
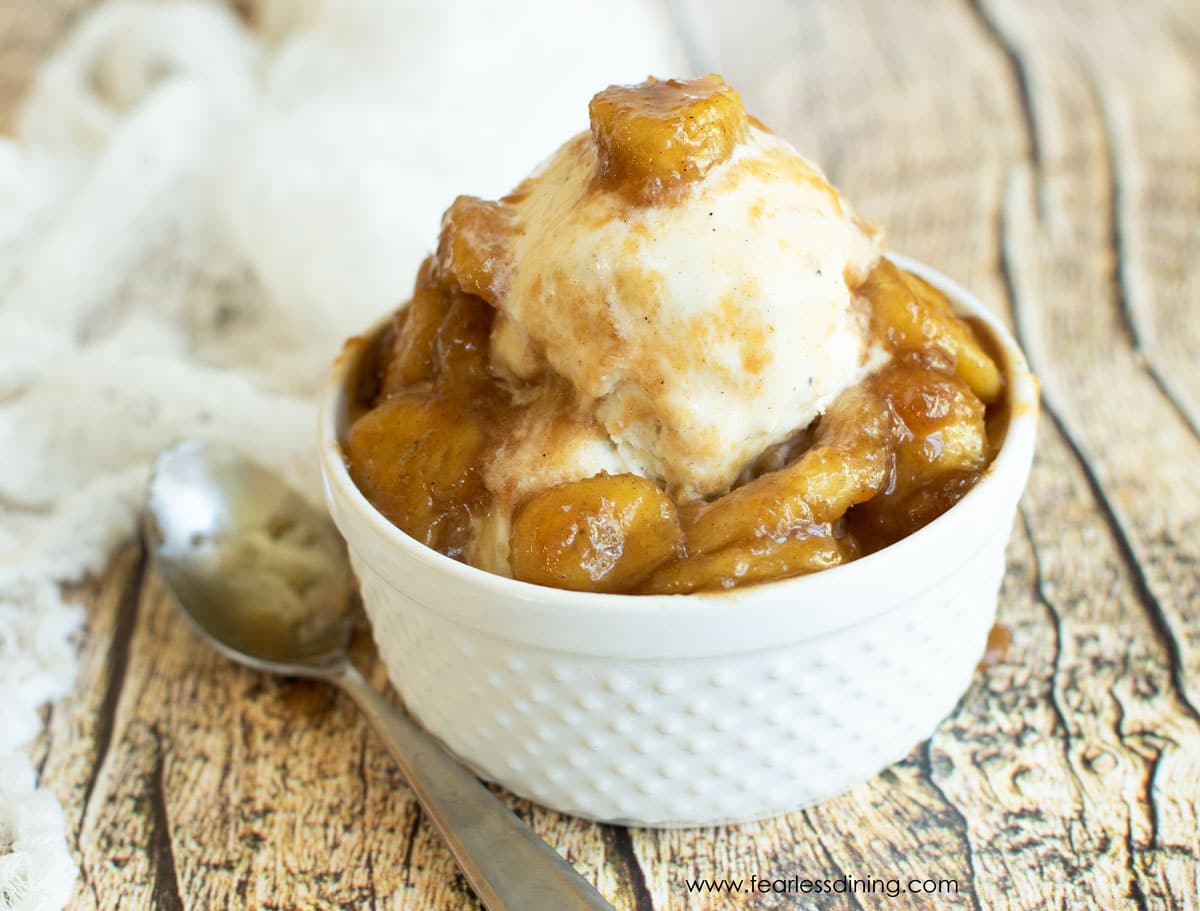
[436, 75, 883, 499]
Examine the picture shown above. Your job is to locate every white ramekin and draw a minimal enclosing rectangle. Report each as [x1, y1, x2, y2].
[317, 254, 1038, 827]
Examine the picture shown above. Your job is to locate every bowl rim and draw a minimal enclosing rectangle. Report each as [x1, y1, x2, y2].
[318, 252, 1038, 625]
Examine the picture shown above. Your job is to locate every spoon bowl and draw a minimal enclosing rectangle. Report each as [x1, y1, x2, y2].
[145, 438, 353, 673]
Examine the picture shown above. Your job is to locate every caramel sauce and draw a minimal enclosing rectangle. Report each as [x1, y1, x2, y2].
[978, 623, 1013, 669]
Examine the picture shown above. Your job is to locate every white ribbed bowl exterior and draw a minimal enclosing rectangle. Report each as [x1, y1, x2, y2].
[319, 255, 1038, 827]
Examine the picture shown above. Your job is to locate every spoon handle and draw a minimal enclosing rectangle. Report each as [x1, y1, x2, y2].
[332, 662, 616, 911]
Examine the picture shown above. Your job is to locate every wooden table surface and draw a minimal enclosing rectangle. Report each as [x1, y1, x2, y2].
[15, 0, 1200, 908]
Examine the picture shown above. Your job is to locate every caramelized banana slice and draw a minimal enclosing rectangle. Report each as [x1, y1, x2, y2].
[684, 385, 894, 556]
[379, 281, 494, 397]
[642, 528, 852, 594]
[346, 392, 487, 558]
[434, 195, 515, 304]
[862, 259, 1003, 402]
[510, 473, 684, 593]
[900, 268, 954, 314]
[882, 361, 989, 481]
[435, 291, 495, 392]
[380, 259, 451, 393]
[855, 470, 982, 551]
[849, 362, 989, 550]
[589, 75, 748, 203]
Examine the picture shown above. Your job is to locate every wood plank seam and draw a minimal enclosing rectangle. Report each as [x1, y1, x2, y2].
[1016, 507, 1088, 801]
[356, 736, 381, 911]
[917, 742, 985, 911]
[149, 726, 186, 911]
[998, 176, 1200, 725]
[1079, 61, 1200, 444]
[605, 826, 655, 911]
[963, 0, 1047, 218]
[800, 811, 870, 911]
[77, 543, 147, 843]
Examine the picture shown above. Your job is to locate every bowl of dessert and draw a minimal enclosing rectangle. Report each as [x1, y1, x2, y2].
[317, 74, 1038, 827]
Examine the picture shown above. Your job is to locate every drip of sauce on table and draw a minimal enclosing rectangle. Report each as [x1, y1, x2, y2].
[978, 623, 1013, 669]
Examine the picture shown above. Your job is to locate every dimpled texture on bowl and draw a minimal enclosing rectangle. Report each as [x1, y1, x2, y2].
[352, 542, 1002, 826]
[319, 254, 1038, 827]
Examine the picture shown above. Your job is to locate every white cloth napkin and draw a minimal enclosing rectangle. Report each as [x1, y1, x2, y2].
[0, 2, 682, 907]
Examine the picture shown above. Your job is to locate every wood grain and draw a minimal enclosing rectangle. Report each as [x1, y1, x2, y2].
[16, 0, 1200, 908]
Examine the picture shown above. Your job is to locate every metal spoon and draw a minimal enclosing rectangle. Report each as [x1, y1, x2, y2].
[144, 438, 615, 911]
